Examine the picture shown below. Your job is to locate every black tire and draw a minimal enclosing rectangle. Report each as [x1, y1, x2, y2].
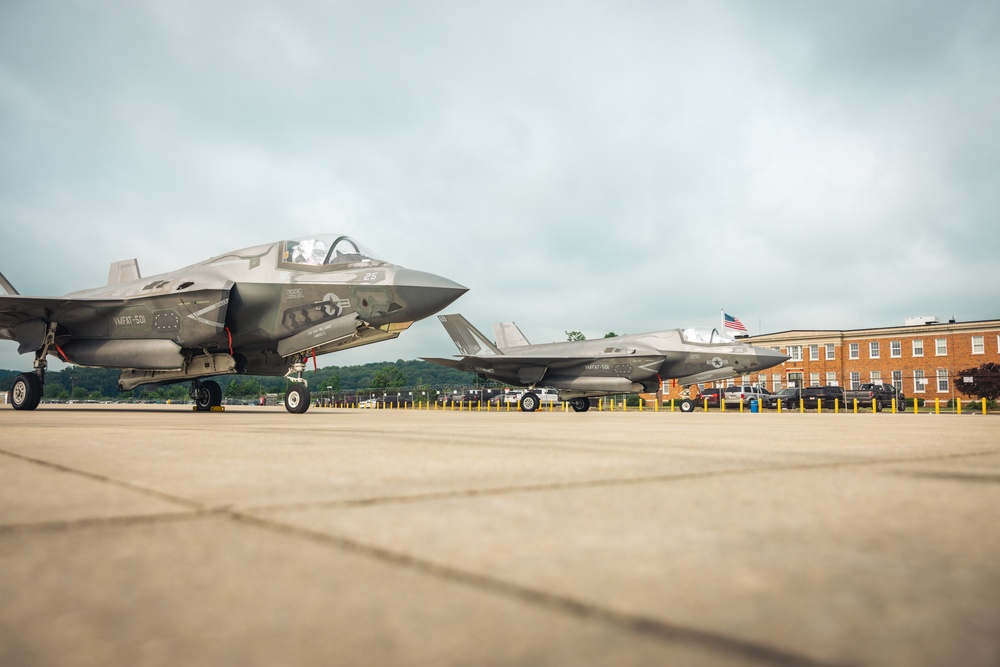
[679, 399, 695, 413]
[897, 400, 906, 412]
[285, 385, 311, 414]
[194, 380, 223, 411]
[519, 392, 539, 412]
[570, 398, 589, 413]
[10, 373, 42, 411]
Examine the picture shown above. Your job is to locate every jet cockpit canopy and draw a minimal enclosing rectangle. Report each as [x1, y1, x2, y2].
[281, 235, 383, 268]
[681, 327, 736, 345]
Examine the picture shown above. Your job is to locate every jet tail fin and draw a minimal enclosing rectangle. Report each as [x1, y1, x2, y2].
[108, 259, 141, 286]
[437, 314, 503, 356]
[492, 322, 531, 350]
[0, 272, 19, 295]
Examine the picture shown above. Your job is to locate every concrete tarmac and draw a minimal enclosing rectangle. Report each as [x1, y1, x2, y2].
[1, 405, 998, 667]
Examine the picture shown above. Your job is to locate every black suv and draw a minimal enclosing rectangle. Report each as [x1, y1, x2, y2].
[764, 386, 846, 409]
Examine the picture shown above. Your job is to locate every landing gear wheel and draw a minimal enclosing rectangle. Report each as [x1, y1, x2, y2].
[570, 398, 590, 413]
[679, 399, 695, 413]
[10, 373, 42, 411]
[194, 380, 223, 411]
[285, 385, 310, 414]
[519, 392, 539, 412]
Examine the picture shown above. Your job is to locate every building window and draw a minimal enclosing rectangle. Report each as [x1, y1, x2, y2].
[892, 370, 903, 392]
[972, 336, 984, 355]
[914, 370, 926, 393]
[849, 343, 859, 360]
[825, 343, 835, 360]
[869, 342, 880, 359]
[788, 345, 803, 362]
[809, 345, 819, 361]
[935, 338, 947, 356]
[870, 371, 882, 385]
[937, 369, 949, 392]
[890, 340, 902, 358]
[826, 372, 837, 386]
[913, 339, 924, 357]
[810, 372, 820, 387]
[850, 372, 861, 390]
[758, 375, 768, 390]
[788, 372, 803, 388]
[772, 374, 782, 391]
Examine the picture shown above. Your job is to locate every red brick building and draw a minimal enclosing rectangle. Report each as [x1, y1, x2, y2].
[662, 318, 1000, 403]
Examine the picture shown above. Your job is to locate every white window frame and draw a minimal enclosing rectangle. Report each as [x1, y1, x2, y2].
[787, 345, 803, 362]
[810, 372, 820, 387]
[850, 372, 861, 390]
[870, 371, 882, 385]
[772, 374, 782, 391]
[825, 372, 837, 386]
[913, 339, 924, 357]
[890, 340, 901, 358]
[936, 369, 949, 392]
[869, 341, 880, 359]
[972, 336, 984, 355]
[935, 338, 947, 356]
[849, 343, 859, 360]
[892, 370, 903, 392]
[825, 343, 835, 360]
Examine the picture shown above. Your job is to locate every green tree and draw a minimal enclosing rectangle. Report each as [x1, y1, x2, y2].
[565, 331, 586, 341]
[372, 365, 406, 389]
[604, 331, 617, 338]
[955, 362, 1000, 401]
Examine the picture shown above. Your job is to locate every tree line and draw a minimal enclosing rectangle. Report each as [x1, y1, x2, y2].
[0, 359, 477, 402]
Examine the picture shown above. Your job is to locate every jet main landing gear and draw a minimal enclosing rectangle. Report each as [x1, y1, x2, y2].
[192, 379, 223, 411]
[9, 373, 43, 411]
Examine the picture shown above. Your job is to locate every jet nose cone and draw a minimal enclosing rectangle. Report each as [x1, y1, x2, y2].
[752, 346, 791, 371]
[387, 268, 468, 323]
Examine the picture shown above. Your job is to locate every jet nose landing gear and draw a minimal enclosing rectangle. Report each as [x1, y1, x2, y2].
[282, 355, 311, 414]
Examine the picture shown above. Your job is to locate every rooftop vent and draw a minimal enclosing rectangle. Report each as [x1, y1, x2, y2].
[904, 316, 939, 326]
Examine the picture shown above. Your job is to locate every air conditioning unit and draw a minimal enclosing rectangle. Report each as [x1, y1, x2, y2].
[904, 316, 939, 326]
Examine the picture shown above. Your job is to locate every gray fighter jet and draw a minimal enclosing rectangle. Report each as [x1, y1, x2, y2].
[1, 234, 466, 413]
[423, 314, 789, 412]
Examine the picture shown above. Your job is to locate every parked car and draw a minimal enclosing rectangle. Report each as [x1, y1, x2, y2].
[723, 385, 772, 407]
[697, 387, 724, 407]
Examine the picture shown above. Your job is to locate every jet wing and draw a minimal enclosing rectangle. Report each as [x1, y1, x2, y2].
[0, 295, 129, 338]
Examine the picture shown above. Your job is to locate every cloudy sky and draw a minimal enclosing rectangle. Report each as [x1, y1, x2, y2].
[1, 1, 998, 372]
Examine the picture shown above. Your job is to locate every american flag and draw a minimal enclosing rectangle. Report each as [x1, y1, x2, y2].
[724, 312, 747, 332]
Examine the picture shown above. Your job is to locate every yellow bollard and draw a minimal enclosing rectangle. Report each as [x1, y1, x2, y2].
[777, 399, 782, 414]
[891, 398, 896, 414]
[834, 398, 839, 414]
[703, 397, 708, 411]
[957, 399, 962, 415]
[853, 398, 858, 414]
[799, 397, 804, 414]
[983, 398, 988, 415]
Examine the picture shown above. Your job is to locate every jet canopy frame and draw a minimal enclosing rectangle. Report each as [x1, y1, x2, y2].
[279, 235, 384, 270]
